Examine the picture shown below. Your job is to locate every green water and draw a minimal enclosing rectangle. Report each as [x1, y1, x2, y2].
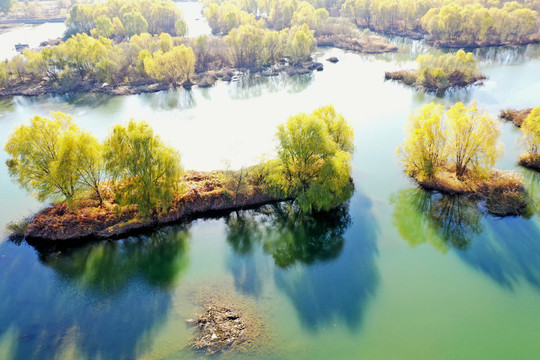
[1, 39, 540, 359]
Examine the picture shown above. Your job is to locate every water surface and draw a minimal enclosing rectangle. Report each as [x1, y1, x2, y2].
[0, 39, 540, 359]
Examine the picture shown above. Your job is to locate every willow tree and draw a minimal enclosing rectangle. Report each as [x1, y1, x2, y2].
[398, 103, 446, 180]
[399, 101, 503, 181]
[4, 112, 104, 204]
[446, 102, 502, 179]
[520, 106, 540, 165]
[104, 120, 183, 217]
[144, 45, 195, 84]
[271, 105, 354, 212]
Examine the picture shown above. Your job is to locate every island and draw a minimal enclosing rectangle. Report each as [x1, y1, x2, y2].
[0, 0, 399, 98]
[6, 105, 354, 245]
[385, 50, 486, 93]
[398, 101, 529, 216]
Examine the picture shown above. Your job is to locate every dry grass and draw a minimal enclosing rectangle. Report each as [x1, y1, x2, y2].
[385, 70, 486, 92]
[500, 108, 532, 127]
[519, 154, 540, 172]
[414, 168, 527, 216]
[19, 169, 281, 241]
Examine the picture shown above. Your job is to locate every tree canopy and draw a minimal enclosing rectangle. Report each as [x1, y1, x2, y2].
[104, 120, 183, 216]
[399, 101, 503, 181]
[4, 112, 104, 203]
[66, 0, 187, 39]
[270, 105, 354, 212]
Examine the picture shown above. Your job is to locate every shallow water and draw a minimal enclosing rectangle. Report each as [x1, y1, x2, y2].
[0, 35, 540, 359]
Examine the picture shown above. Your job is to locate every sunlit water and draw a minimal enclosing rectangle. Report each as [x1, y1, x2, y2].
[1, 35, 540, 359]
[0, 22, 66, 61]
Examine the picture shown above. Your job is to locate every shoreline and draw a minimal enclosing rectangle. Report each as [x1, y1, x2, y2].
[0, 61, 324, 97]
[500, 108, 532, 127]
[411, 169, 528, 217]
[384, 70, 486, 92]
[16, 170, 290, 247]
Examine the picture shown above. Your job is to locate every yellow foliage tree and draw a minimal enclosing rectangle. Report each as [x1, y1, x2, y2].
[270, 105, 354, 212]
[398, 103, 446, 180]
[446, 101, 503, 179]
[399, 101, 503, 181]
[144, 44, 195, 84]
[520, 106, 540, 164]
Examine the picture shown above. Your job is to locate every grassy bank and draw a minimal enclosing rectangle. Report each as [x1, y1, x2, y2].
[414, 169, 528, 216]
[12, 170, 287, 244]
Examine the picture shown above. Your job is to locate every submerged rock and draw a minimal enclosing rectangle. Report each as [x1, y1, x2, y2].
[189, 305, 247, 354]
[327, 57, 339, 63]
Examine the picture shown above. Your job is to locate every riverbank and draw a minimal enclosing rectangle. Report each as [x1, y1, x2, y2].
[11, 170, 287, 246]
[413, 169, 528, 216]
[316, 34, 398, 53]
[0, 59, 324, 97]
[500, 108, 532, 127]
[384, 70, 486, 92]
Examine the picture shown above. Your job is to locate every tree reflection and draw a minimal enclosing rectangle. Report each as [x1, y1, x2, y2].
[228, 73, 313, 100]
[392, 187, 540, 291]
[226, 202, 350, 268]
[523, 168, 540, 217]
[274, 195, 378, 331]
[139, 88, 195, 111]
[225, 196, 379, 331]
[391, 188, 482, 252]
[40, 226, 191, 292]
[0, 229, 186, 360]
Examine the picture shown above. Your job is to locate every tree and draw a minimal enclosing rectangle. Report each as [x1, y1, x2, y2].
[4, 112, 104, 204]
[446, 101, 502, 179]
[66, 4, 95, 34]
[285, 24, 316, 64]
[520, 107, 540, 162]
[175, 18, 188, 37]
[270, 105, 354, 212]
[144, 45, 195, 83]
[340, 0, 371, 27]
[268, 0, 297, 30]
[399, 102, 502, 180]
[398, 103, 446, 180]
[94, 15, 114, 38]
[0, 0, 15, 14]
[123, 11, 149, 37]
[104, 120, 183, 217]
[225, 24, 266, 68]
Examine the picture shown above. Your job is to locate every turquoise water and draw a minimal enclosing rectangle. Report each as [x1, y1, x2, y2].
[1, 39, 540, 359]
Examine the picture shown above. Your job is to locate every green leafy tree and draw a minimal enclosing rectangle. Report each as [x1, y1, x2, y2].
[270, 105, 354, 212]
[123, 11, 149, 37]
[520, 106, 540, 164]
[268, 0, 297, 30]
[399, 101, 503, 181]
[144, 44, 195, 84]
[4, 112, 104, 203]
[225, 24, 266, 68]
[446, 101, 502, 179]
[104, 120, 183, 217]
[285, 24, 316, 64]
[398, 103, 446, 180]
[94, 15, 114, 38]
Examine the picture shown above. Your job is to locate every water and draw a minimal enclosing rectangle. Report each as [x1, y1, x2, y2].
[0, 22, 66, 61]
[1, 37, 540, 359]
[175, 1, 211, 38]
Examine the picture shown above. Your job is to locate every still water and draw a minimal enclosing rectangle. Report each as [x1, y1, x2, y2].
[0, 23, 66, 61]
[1, 37, 540, 359]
